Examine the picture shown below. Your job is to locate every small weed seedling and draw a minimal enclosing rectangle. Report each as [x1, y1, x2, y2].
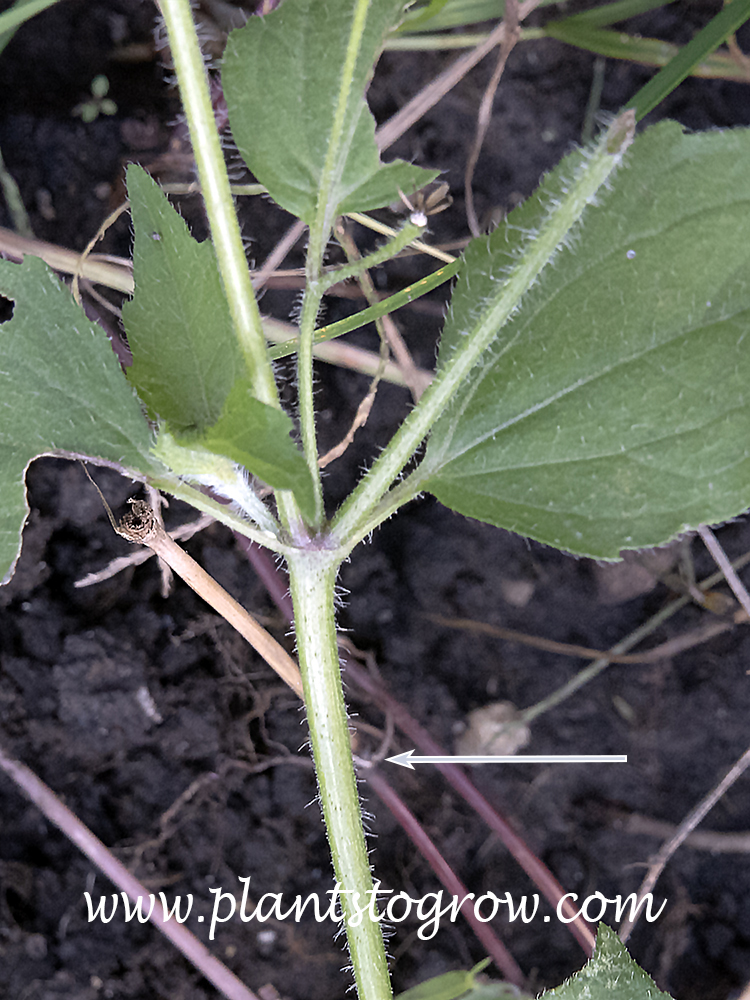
[1, 1, 750, 999]
[72, 74, 118, 123]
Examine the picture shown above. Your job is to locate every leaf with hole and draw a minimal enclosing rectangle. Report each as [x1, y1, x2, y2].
[0, 255, 157, 584]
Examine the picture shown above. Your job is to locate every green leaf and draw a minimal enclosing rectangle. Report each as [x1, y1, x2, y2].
[0, 0, 63, 57]
[398, 0, 455, 33]
[0, 256, 157, 584]
[542, 24, 750, 84]
[625, 0, 750, 120]
[222, 0, 437, 226]
[466, 983, 532, 1000]
[122, 164, 240, 433]
[182, 380, 317, 522]
[546, 0, 750, 110]
[423, 122, 750, 559]
[395, 959, 493, 1000]
[540, 924, 673, 999]
[557, 0, 675, 29]
[395, 970, 474, 1000]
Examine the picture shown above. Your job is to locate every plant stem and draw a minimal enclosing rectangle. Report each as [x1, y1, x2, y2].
[296, 277, 326, 525]
[116, 503, 304, 698]
[294, 208, 423, 524]
[296, 218, 427, 525]
[159, 0, 305, 533]
[311, 0, 372, 249]
[150, 472, 294, 556]
[338, 474, 423, 558]
[0, 745, 262, 1000]
[267, 259, 460, 363]
[158, 0, 278, 411]
[332, 109, 637, 548]
[287, 550, 392, 1000]
[320, 217, 426, 293]
[153, 432, 281, 535]
[294, 0, 376, 527]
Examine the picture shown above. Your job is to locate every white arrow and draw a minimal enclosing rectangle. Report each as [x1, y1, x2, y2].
[386, 750, 628, 770]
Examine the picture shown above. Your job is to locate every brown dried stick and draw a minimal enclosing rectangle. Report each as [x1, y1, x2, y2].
[376, 5, 538, 152]
[115, 499, 303, 699]
[317, 226, 390, 470]
[619, 742, 750, 943]
[365, 766, 526, 986]
[621, 812, 750, 854]
[464, 0, 521, 236]
[336, 219, 427, 404]
[75, 512, 215, 587]
[426, 612, 739, 665]
[318, 369, 385, 470]
[0, 225, 134, 293]
[0, 743, 261, 1000]
[698, 523, 750, 620]
[72, 201, 131, 305]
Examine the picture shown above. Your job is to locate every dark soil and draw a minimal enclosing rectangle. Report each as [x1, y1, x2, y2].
[1, 2, 750, 999]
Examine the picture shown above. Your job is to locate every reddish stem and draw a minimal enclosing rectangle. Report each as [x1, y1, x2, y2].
[234, 534, 293, 617]
[345, 663, 595, 955]
[366, 767, 525, 985]
[240, 544, 596, 957]
[0, 744, 259, 1000]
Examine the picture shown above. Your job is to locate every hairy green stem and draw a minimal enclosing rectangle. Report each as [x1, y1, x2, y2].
[149, 472, 295, 557]
[287, 551, 392, 1000]
[322, 217, 426, 292]
[311, 0, 371, 248]
[296, 276, 326, 526]
[338, 475, 423, 559]
[294, 0, 375, 527]
[159, 0, 304, 533]
[159, 0, 279, 411]
[295, 215, 428, 526]
[332, 110, 637, 548]
[268, 260, 460, 362]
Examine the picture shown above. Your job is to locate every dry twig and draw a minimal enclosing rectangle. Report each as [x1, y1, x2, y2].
[619, 742, 750, 942]
[340, 219, 427, 403]
[113, 499, 304, 698]
[317, 223, 391, 469]
[375, 0, 544, 152]
[81, 466, 302, 699]
[621, 811, 750, 854]
[0, 743, 261, 1000]
[0, 224, 133, 292]
[318, 365, 386, 469]
[75, 512, 215, 588]
[71, 200, 131, 305]
[698, 523, 750, 620]
[426, 611, 742, 666]
[464, 0, 521, 236]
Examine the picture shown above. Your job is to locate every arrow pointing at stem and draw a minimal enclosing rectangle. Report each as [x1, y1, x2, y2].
[386, 750, 628, 770]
